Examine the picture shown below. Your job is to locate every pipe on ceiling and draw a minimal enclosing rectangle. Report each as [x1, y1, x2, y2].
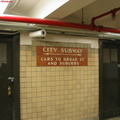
[91, 7, 120, 25]
[0, 15, 120, 34]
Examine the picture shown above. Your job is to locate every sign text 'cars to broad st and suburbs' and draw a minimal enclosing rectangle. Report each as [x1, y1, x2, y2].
[37, 46, 88, 66]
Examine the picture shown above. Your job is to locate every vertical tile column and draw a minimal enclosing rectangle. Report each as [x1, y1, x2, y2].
[20, 41, 99, 120]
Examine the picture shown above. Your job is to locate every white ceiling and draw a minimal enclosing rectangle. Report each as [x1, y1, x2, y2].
[3, 0, 120, 29]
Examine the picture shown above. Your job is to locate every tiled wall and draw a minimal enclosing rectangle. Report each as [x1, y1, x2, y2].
[20, 40, 99, 120]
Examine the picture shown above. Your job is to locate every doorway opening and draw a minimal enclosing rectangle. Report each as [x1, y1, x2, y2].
[0, 34, 20, 120]
[99, 39, 120, 120]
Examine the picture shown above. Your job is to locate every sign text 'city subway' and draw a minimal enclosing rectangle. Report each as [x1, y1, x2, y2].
[37, 46, 88, 66]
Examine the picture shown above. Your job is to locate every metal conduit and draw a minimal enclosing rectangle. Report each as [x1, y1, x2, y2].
[0, 22, 120, 40]
[0, 15, 120, 34]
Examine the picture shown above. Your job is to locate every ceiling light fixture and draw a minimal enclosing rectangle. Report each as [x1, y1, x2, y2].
[0, 2, 9, 15]
[36, 0, 69, 18]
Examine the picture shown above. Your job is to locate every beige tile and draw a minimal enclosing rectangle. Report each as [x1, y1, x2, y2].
[20, 44, 99, 120]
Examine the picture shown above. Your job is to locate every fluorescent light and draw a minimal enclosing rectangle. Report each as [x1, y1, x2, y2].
[29, 0, 69, 18]
[40, 0, 69, 18]
[0, 2, 9, 15]
[104, 32, 120, 37]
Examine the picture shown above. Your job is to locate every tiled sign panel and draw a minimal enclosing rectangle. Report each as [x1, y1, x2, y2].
[36, 46, 88, 66]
